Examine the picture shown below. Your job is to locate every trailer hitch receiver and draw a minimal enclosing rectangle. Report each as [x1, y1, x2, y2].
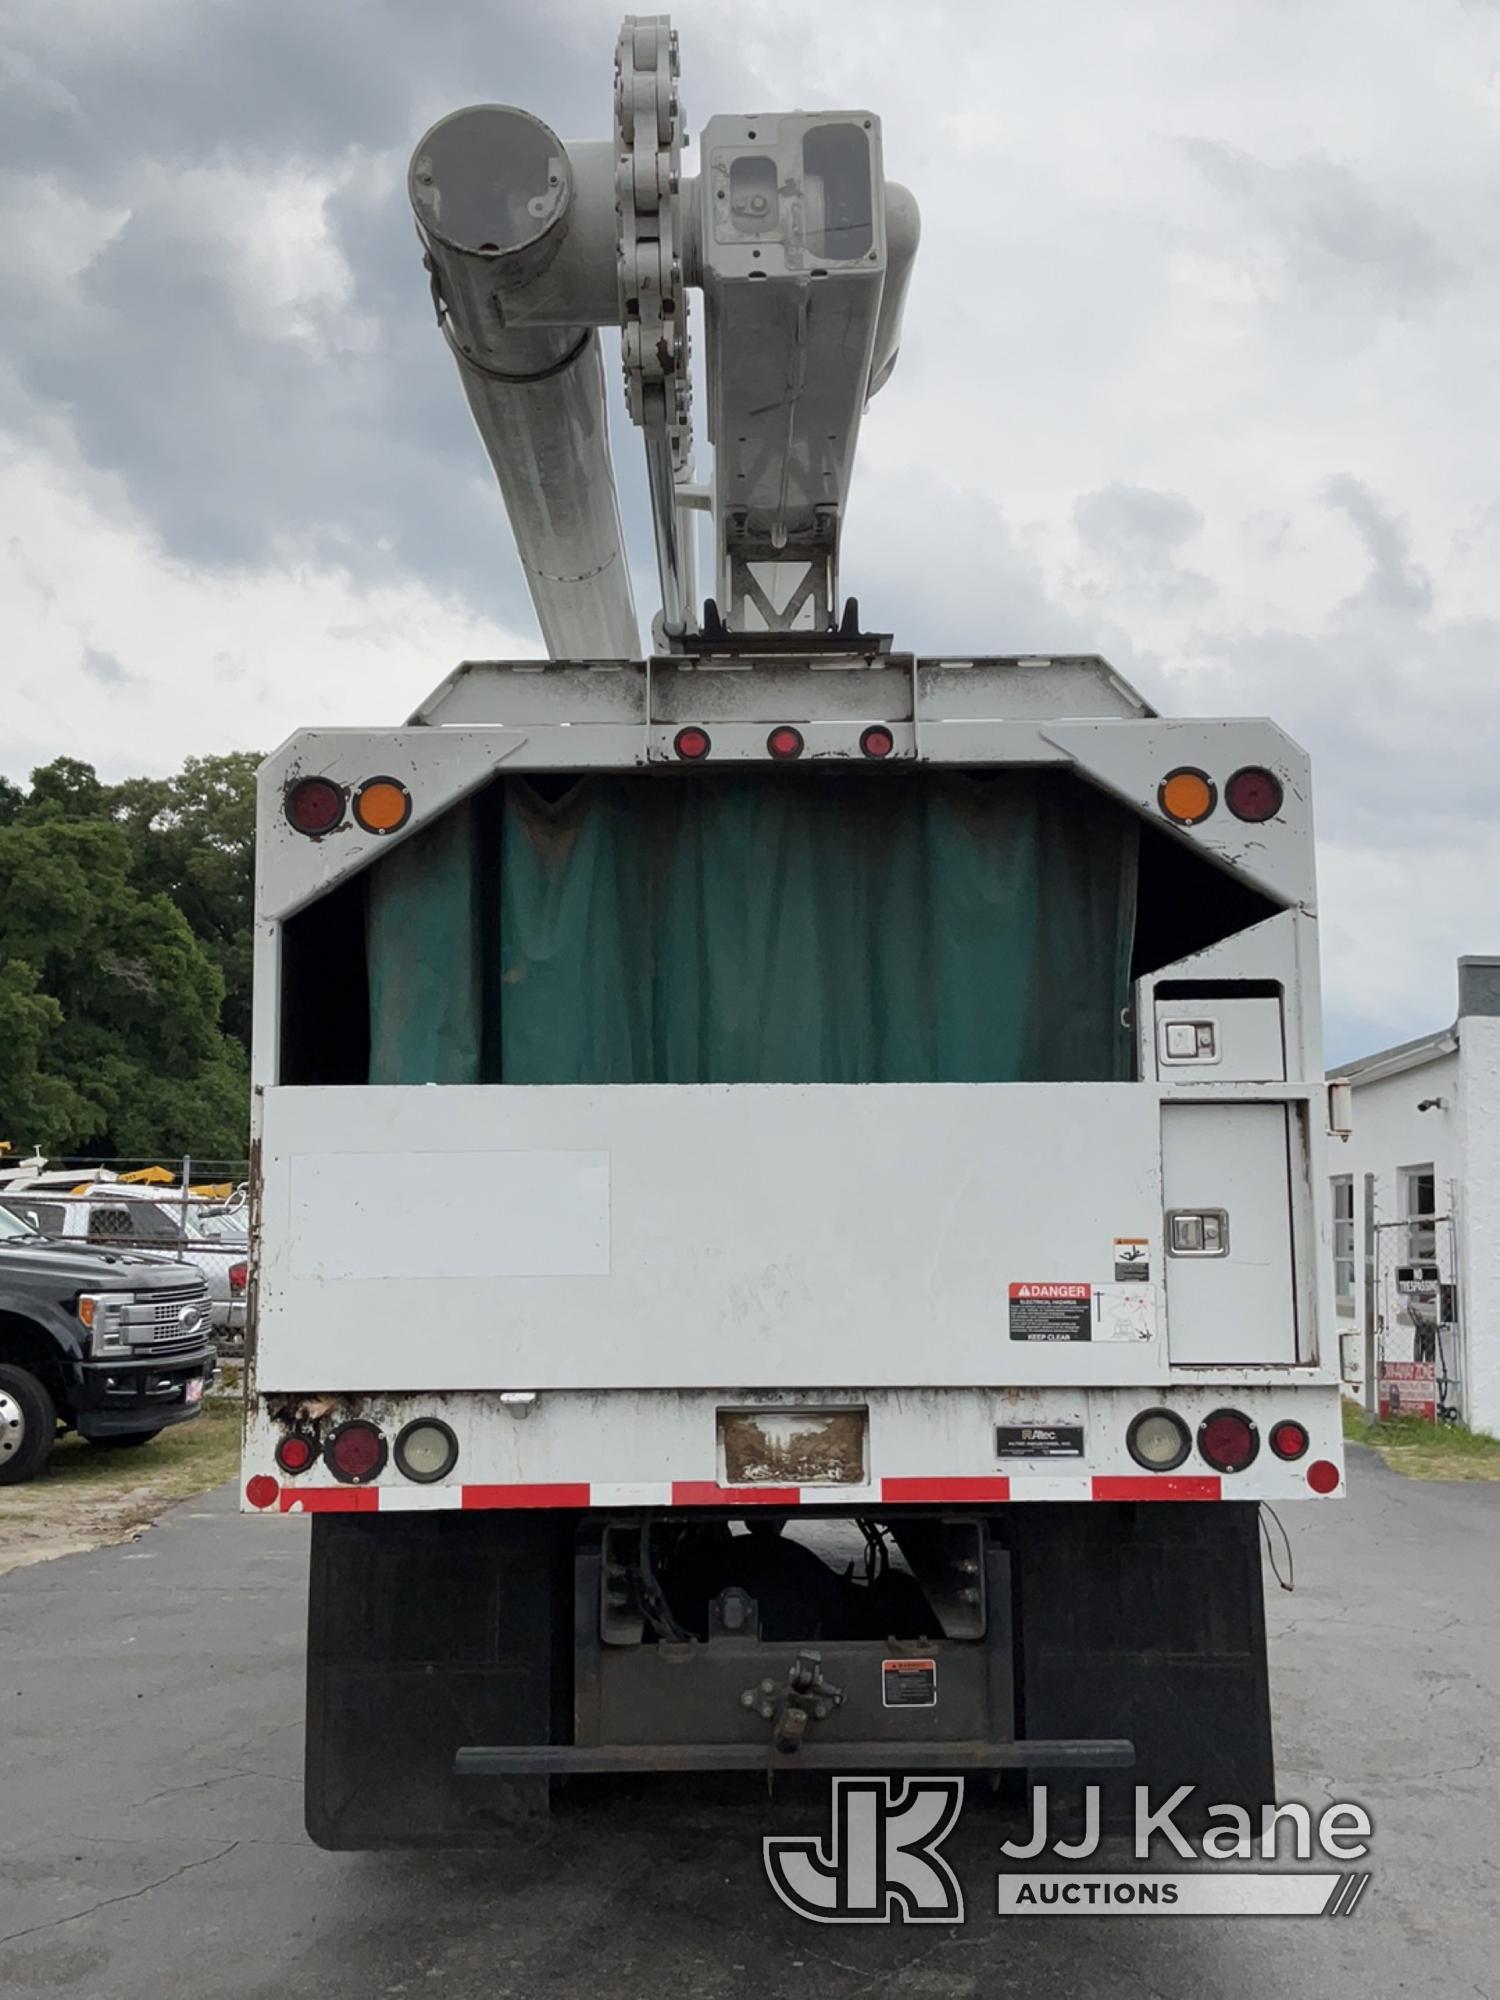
[740, 1648, 845, 1754]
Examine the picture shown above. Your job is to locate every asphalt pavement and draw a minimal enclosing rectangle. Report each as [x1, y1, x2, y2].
[2, 1451, 1496, 1999]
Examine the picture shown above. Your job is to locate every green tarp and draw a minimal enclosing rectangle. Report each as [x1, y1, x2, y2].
[367, 770, 1138, 1087]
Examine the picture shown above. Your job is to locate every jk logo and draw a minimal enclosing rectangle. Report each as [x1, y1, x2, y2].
[763, 1778, 966, 1924]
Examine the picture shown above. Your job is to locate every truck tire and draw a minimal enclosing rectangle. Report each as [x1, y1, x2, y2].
[87, 1430, 163, 1449]
[0, 1364, 57, 1485]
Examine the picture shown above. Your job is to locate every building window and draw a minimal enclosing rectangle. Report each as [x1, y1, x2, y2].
[1400, 1165, 1437, 1266]
[1331, 1176, 1355, 1311]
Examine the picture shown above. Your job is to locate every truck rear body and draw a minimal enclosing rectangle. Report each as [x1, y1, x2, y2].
[248, 653, 1341, 1513]
[243, 653, 1342, 1842]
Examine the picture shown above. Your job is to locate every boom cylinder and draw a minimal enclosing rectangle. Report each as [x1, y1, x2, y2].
[410, 106, 640, 660]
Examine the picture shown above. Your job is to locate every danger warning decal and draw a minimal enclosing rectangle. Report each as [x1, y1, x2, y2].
[882, 1658, 938, 1708]
[1009, 1282, 1092, 1342]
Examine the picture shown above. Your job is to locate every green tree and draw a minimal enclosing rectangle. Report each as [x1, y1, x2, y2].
[122, 752, 259, 1050]
[0, 759, 257, 1159]
[0, 959, 96, 1151]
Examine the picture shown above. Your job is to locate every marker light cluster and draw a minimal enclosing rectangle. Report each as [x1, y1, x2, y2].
[1158, 765, 1283, 828]
[1127, 1405, 1332, 1488]
[672, 723, 899, 762]
[266, 1415, 461, 1489]
[284, 775, 412, 838]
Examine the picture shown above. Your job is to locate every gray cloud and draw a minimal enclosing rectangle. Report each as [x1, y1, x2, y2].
[1322, 475, 1433, 618]
[1073, 485, 1215, 609]
[1075, 484, 1203, 559]
[0, 0, 643, 621]
[1184, 139, 1457, 310]
[0, 3, 603, 178]
[79, 645, 134, 686]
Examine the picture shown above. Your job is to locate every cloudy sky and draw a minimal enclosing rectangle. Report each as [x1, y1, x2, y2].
[3, 0, 1497, 1061]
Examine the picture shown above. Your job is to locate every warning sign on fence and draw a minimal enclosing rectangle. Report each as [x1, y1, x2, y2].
[1378, 1360, 1437, 1423]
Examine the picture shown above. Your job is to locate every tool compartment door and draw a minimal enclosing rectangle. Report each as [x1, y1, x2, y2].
[254, 1082, 1165, 1392]
[1161, 1101, 1298, 1365]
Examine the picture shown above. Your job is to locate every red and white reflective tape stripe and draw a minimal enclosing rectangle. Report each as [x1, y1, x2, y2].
[881, 1477, 1012, 1503]
[249, 1471, 1226, 1512]
[671, 1480, 800, 1506]
[462, 1481, 590, 1509]
[1091, 1474, 1222, 1501]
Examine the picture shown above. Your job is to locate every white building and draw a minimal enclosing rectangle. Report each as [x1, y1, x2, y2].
[1328, 956, 1500, 1436]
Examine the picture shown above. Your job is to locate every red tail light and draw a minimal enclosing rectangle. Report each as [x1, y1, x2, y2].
[275, 1433, 315, 1476]
[1197, 1408, 1259, 1473]
[674, 726, 711, 761]
[229, 1261, 248, 1294]
[325, 1420, 387, 1484]
[1269, 1419, 1309, 1462]
[284, 776, 345, 836]
[1225, 766, 1283, 823]
[860, 725, 894, 759]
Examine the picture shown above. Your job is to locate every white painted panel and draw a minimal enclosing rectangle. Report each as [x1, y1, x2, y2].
[255, 1084, 1165, 1392]
[286, 1151, 610, 1282]
[1162, 1102, 1296, 1365]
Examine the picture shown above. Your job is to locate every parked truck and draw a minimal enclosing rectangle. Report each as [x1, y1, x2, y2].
[243, 19, 1345, 1849]
[0, 1204, 214, 1482]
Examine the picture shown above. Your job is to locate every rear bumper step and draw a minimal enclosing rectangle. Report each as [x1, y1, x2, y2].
[454, 1737, 1135, 1776]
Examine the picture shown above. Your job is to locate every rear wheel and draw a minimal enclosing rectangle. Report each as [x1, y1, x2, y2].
[87, 1430, 163, 1450]
[0, 1364, 57, 1485]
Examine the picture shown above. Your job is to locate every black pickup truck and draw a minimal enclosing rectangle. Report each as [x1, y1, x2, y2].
[0, 1204, 216, 1483]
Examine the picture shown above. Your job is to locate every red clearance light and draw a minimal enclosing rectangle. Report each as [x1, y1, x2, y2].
[1270, 1419, 1309, 1462]
[228, 1261, 248, 1295]
[275, 1433, 315, 1476]
[1197, 1408, 1259, 1473]
[767, 725, 804, 760]
[674, 726, 711, 762]
[1307, 1458, 1341, 1494]
[860, 725, 894, 759]
[325, 1420, 387, 1485]
[1225, 766, 1284, 823]
[284, 776, 345, 836]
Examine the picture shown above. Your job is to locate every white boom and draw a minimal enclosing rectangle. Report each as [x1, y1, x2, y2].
[409, 15, 919, 653]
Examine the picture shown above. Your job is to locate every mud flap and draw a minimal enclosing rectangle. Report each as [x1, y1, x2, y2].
[1009, 1501, 1273, 1832]
[305, 1511, 570, 1849]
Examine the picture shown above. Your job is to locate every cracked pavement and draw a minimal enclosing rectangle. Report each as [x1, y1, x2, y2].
[2, 1449, 1496, 1997]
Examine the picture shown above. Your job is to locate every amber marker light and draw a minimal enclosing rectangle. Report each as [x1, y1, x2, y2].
[1158, 767, 1217, 826]
[353, 776, 413, 835]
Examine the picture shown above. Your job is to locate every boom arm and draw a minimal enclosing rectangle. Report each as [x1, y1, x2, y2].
[410, 14, 918, 654]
